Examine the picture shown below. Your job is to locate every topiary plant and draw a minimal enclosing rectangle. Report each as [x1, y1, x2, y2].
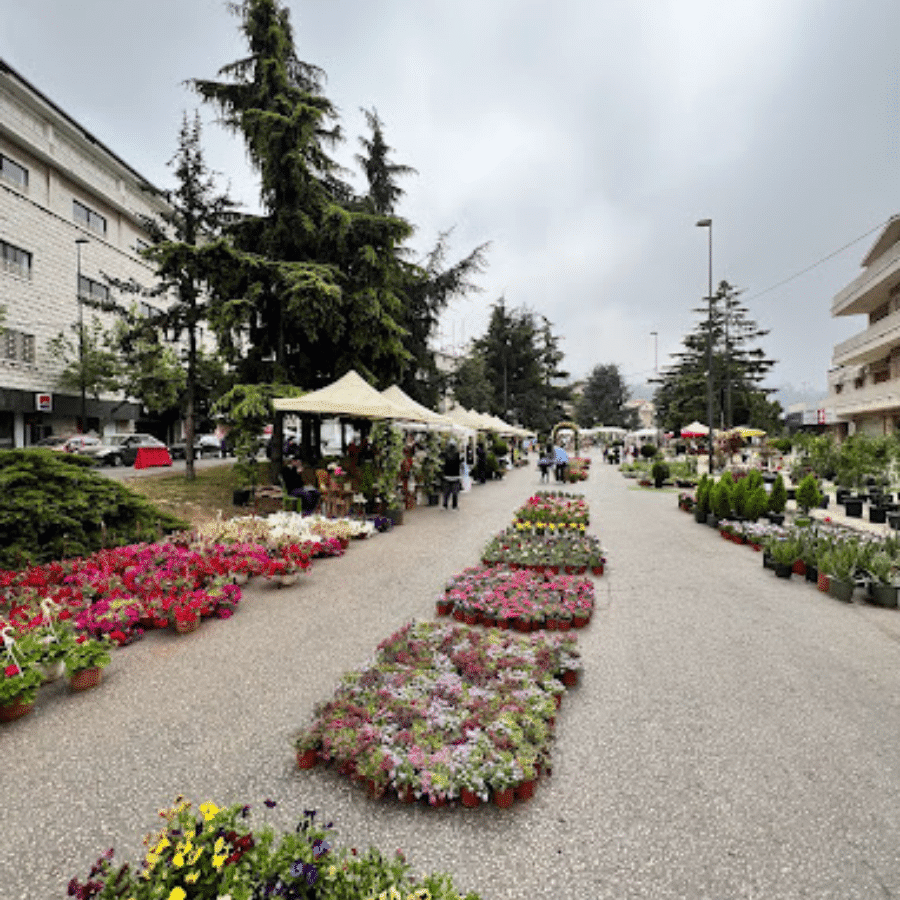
[795, 473, 823, 514]
[651, 459, 669, 487]
[712, 480, 732, 519]
[769, 475, 788, 515]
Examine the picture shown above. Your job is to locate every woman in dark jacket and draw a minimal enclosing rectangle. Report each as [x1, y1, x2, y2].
[442, 441, 463, 509]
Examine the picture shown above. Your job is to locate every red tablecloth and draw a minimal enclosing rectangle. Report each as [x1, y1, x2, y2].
[133, 446, 173, 469]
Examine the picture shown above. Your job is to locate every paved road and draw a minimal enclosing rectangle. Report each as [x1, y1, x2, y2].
[4, 461, 900, 899]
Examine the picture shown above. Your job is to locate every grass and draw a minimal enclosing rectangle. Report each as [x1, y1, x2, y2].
[120, 463, 246, 528]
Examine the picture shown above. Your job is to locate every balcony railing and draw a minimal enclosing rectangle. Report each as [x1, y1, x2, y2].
[832, 308, 900, 367]
[830, 374, 900, 417]
[831, 239, 900, 316]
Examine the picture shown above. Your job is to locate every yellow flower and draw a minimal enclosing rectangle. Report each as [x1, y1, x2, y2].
[185, 871, 199, 885]
[212, 854, 228, 870]
[154, 837, 171, 854]
[173, 853, 184, 868]
[168, 889, 187, 900]
[214, 837, 225, 855]
[200, 801, 219, 821]
[189, 846, 203, 865]
[328, 865, 337, 877]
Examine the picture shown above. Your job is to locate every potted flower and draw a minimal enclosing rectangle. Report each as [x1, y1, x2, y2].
[65, 634, 112, 691]
[19, 623, 72, 683]
[0, 641, 43, 721]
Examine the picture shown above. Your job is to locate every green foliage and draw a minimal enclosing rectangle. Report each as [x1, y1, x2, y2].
[0, 451, 185, 569]
[731, 476, 750, 518]
[64, 635, 112, 676]
[768, 475, 787, 514]
[795, 473, 823, 513]
[769, 437, 792, 453]
[746, 485, 769, 521]
[695, 474, 711, 517]
[765, 534, 801, 566]
[640, 444, 658, 459]
[47, 316, 121, 402]
[711, 480, 732, 518]
[371, 420, 404, 509]
[651, 459, 669, 486]
[575, 363, 638, 430]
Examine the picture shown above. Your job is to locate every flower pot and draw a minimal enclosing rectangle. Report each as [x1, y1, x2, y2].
[0, 696, 34, 722]
[436, 600, 452, 616]
[233, 488, 251, 506]
[138, 615, 156, 629]
[514, 618, 530, 633]
[492, 787, 515, 808]
[843, 499, 863, 518]
[774, 563, 792, 579]
[805, 564, 818, 583]
[460, 788, 481, 808]
[278, 573, 299, 587]
[546, 617, 559, 631]
[554, 693, 562, 709]
[561, 669, 579, 687]
[767, 513, 784, 526]
[591, 565, 604, 576]
[497, 617, 509, 629]
[463, 612, 478, 625]
[558, 620, 572, 631]
[482, 616, 497, 627]
[175, 615, 200, 634]
[828, 577, 854, 603]
[69, 667, 102, 691]
[572, 615, 589, 628]
[817, 571, 830, 593]
[515, 780, 536, 801]
[397, 785, 416, 804]
[428, 795, 447, 808]
[453, 609, 466, 622]
[549, 565, 560, 574]
[869, 506, 888, 524]
[791, 560, 806, 577]
[39, 660, 65, 683]
[870, 583, 899, 609]
[297, 749, 318, 769]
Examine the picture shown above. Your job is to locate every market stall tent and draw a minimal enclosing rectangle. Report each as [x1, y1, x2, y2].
[380, 385, 454, 428]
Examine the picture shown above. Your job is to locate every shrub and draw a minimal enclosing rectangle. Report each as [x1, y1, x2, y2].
[651, 460, 669, 486]
[747, 485, 769, 521]
[640, 444, 657, 459]
[711, 481, 732, 518]
[795, 473, 823, 514]
[731, 476, 750, 518]
[0, 450, 186, 569]
[695, 474, 710, 517]
[768, 475, 787, 515]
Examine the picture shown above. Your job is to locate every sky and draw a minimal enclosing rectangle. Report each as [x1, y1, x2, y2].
[4, 0, 900, 408]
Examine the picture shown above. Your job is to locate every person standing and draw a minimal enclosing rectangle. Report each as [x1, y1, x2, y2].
[554, 444, 569, 483]
[442, 440, 463, 509]
[475, 442, 487, 484]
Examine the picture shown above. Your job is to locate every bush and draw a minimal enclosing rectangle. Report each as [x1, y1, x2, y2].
[769, 475, 787, 515]
[640, 444, 657, 459]
[712, 481, 732, 518]
[651, 459, 669, 486]
[0, 450, 186, 569]
[747, 485, 769, 521]
[695, 474, 711, 517]
[795, 473, 823, 513]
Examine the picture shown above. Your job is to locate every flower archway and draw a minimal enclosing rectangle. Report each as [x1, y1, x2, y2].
[551, 421, 580, 453]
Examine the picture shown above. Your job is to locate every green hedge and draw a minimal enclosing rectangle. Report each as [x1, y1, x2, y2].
[0, 449, 186, 569]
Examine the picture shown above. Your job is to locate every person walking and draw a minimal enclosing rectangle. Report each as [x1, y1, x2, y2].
[442, 440, 463, 509]
[554, 444, 569, 483]
[538, 446, 551, 483]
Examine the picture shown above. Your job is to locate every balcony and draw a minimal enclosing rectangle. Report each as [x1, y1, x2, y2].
[831, 239, 900, 317]
[830, 374, 900, 418]
[832, 308, 900, 367]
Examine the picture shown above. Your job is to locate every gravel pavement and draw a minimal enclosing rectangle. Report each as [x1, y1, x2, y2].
[5, 459, 900, 899]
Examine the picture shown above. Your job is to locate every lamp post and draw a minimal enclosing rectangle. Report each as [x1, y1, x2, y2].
[696, 219, 713, 473]
[650, 331, 658, 373]
[75, 237, 89, 434]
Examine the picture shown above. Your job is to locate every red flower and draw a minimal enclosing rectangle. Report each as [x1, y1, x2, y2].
[58, 609, 72, 621]
[4, 664, 19, 678]
[76, 634, 87, 644]
[110, 630, 127, 645]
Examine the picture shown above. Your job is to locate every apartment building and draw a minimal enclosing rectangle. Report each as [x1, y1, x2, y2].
[0, 58, 170, 447]
[828, 215, 900, 437]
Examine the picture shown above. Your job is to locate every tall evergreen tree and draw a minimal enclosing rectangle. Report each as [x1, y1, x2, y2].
[653, 280, 779, 433]
[575, 364, 637, 429]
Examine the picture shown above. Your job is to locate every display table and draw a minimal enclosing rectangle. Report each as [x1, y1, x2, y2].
[133, 446, 173, 469]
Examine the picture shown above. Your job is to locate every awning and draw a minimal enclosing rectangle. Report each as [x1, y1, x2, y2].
[680, 421, 710, 437]
[272, 370, 422, 420]
[380, 385, 454, 428]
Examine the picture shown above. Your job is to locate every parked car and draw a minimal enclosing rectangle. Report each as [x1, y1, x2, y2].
[34, 435, 72, 451]
[168, 434, 222, 460]
[63, 435, 101, 453]
[77, 433, 169, 467]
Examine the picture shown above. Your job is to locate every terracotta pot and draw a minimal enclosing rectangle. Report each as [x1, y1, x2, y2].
[546, 618, 559, 631]
[436, 601, 452, 617]
[0, 696, 34, 722]
[463, 612, 478, 625]
[428, 795, 447, 808]
[397, 785, 416, 804]
[515, 780, 536, 801]
[297, 749, 318, 769]
[577, 566, 587, 574]
[549, 565, 560, 574]
[496, 618, 509, 630]
[453, 609, 466, 622]
[493, 787, 515, 808]
[561, 669, 579, 687]
[592, 566, 604, 576]
[40, 660, 65, 683]
[69, 667, 102, 691]
[514, 618, 530, 633]
[482, 616, 497, 627]
[791, 560, 806, 577]
[554, 693, 562, 709]
[367, 779, 387, 799]
[138, 616, 156, 629]
[572, 616, 589, 628]
[817, 571, 830, 593]
[460, 788, 481, 808]
[558, 620, 572, 632]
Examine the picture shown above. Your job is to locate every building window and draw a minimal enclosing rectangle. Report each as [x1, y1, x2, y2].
[1, 240, 32, 278]
[78, 274, 109, 304]
[2, 328, 35, 362]
[0, 154, 28, 189]
[73, 199, 107, 236]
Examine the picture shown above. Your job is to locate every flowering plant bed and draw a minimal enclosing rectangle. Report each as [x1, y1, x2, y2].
[67, 798, 481, 900]
[440, 564, 594, 628]
[482, 528, 606, 573]
[513, 491, 589, 528]
[566, 457, 590, 482]
[294, 621, 580, 807]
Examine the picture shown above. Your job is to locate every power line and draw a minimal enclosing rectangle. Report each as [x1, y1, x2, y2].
[744, 217, 892, 302]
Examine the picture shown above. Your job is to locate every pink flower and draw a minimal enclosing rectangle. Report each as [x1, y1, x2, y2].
[4, 664, 19, 678]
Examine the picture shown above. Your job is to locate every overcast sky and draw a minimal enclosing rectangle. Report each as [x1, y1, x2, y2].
[5, 0, 899, 405]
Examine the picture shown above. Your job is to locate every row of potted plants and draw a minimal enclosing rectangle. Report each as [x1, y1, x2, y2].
[437, 563, 595, 629]
[565, 457, 590, 482]
[481, 528, 605, 573]
[1, 618, 113, 721]
[294, 621, 580, 809]
[512, 491, 590, 527]
[67, 798, 479, 900]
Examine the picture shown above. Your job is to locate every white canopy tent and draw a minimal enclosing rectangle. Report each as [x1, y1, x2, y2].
[380, 385, 455, 429]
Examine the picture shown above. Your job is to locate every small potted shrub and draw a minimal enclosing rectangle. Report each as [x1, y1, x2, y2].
[867, 552, 898, 608]
[768, 475, 787, 524]
[65, 634, 112, 691]
[651, 459, 670, 488]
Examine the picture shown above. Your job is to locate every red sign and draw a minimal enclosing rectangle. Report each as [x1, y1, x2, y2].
[35, 393, 52, 412]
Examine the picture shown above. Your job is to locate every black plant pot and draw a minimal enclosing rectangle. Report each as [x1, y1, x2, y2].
[786, 488, 796, 501]
[428, 493, 440, 507]
[870, 583, 899, 608]
[763, 550, 775, 570]
[836, 488, 851, 504]
[819, 495, 829, 509]
[805, 564, 818, 583]
[694, 507, 707, 524]
[767, 513, 785, 526]
[774, 562, 792, 579]
[869, 506, 887, 524]
[233, 488, 251, 506]
[844, 499, 863, 518]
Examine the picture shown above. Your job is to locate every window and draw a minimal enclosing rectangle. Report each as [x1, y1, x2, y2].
[78, 274, 109, 304]
[0, 154, 28, 189]
[73, 199, 106, 235]
[1, 240, 32, 278]
[2, 329, 36, 363]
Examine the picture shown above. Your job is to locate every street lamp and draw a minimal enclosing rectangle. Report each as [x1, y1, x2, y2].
[75, 237, 89, 434]
[650, 331, 658, 373]
[696, 219, 713, 473]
